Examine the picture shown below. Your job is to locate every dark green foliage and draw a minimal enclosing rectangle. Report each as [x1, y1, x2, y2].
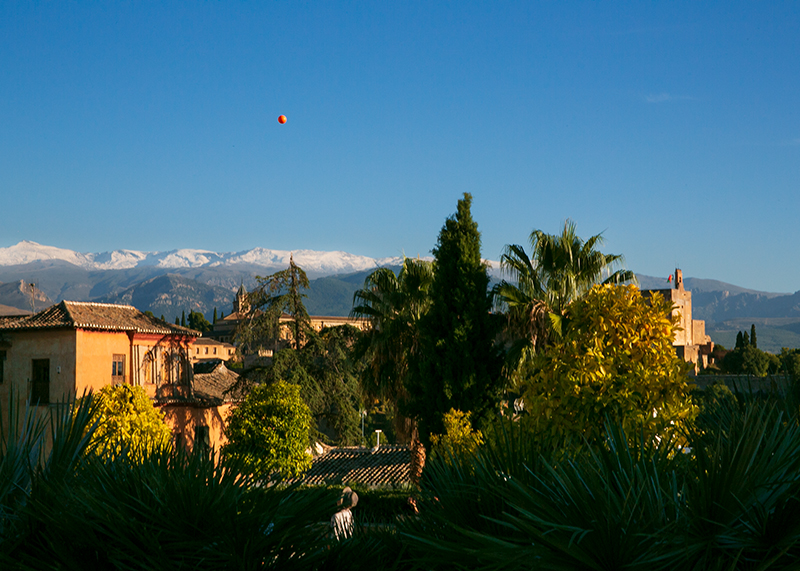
[736, 330, 744, 349]
[351, 257, 434, 446]
[751, 323, 758, 348]
[408, 193, 503, 445]
[399, 387, 800, 570]
[722, 344, 773, 376]
[213, 307, 218, 323]
[247, 255, 311, 351]
[181, 310, 186, 327]
[0, 392, 334, 570]
[241, 327, 366, 446]
[782, 348, 800, 379]
[187, 310, 212, 333]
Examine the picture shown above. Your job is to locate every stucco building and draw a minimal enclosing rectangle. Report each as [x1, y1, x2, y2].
[641, 269, 715, 372]
[0, 301, 238, 452]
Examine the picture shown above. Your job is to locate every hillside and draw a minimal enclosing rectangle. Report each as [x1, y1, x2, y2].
[1, 247, 799, 351]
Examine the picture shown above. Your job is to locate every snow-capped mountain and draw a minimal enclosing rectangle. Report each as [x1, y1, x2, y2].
[0, 241, 407, 276]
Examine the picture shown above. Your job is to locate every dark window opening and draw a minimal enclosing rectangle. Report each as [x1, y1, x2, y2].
[31, 359, 49, 405]
[194, 425, 210, 451]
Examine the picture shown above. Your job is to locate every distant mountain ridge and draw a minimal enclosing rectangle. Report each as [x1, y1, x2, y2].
[1, 240, 799, 351]
[0, 240, 407, 277]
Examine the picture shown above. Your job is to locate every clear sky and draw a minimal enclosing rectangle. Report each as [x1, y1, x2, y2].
[1, 2, 798, 292]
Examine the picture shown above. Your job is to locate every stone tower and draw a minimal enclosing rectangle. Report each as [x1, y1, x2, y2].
[233, 284, 250, 315]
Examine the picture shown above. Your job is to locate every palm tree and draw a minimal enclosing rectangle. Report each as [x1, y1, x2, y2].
[494, 219, 635, 360]
[351, 257, 433, 483]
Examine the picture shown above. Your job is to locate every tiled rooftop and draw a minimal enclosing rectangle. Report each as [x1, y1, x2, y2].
[301, 445, 411, 487]
[0, 301, 200, 336]
[192, 362, 244, 403]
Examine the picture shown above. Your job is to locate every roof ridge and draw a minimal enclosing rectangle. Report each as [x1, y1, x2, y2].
[63, 300, 138, 311]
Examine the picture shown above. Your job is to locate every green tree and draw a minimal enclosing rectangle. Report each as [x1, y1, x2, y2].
[736, 331, 744, 349]
[721, 344, 770, 376]
[352, 258, 434, 438]
[750, 323, 757, 348]
[408, 193, 503, 447]
[493, 219, 635, 361]
[255, 326, 366, 446]
[781, 348, 800, 379]
[181, 311, 186, 327]
[89, 384, 172, 459]
[352, 257, 434, 480]
[430, 409, 484, 464]
[213, 307, 218, 323]
[520, 284, 696, 444]
[240, 255, 311, 353]
[222, 380, 312, 479]
[187, 310, 212, 333]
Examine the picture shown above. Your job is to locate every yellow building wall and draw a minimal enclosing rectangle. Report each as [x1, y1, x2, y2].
[0, 329, 78, 433]
[160, 402, 233, 451]
[75, 329, 132, 394]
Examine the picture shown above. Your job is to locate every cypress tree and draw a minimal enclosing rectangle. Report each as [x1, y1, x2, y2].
[181, 311, 186, 327]
[736, 331, 744, 349]
[743, 331, 750, 346]
[174, 316, 180, 325]
[750, 324, 757, 348]
[213, 307, 218, 324]
[407, 193, 503, 446]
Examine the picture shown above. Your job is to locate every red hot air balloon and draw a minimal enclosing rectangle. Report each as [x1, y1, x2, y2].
[278, 115, 287, 124]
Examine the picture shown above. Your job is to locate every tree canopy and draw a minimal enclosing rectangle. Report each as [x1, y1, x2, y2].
[407, 193, 503, 445]
[238, 255, 311, 355]
[519, 284, 696, 444]
[494, 219, 635, 362]
[222, 380, 313, 479]
[89, 384, 172, 459]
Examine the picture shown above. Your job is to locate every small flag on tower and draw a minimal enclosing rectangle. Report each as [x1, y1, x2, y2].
[667, 274, 673, 283]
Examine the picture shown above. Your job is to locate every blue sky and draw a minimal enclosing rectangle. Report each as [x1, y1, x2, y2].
[1, 2, 798, 292]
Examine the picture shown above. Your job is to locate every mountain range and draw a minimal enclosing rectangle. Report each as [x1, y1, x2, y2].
[1, 241, 799, 353]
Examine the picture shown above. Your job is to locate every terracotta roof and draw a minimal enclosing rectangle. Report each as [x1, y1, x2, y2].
[192, 362, 244, 403]
[0, 301, 200, 336]
[301, 446, 411, 487]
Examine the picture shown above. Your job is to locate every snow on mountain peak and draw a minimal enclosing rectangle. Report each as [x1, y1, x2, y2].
[0, 241, 408, 275]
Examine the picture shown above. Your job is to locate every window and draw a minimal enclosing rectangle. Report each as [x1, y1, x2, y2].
[31, 359, 49, 404]
[194, 425, 210, 451]
[204, 347, 208, 354]
[0, 350, 5, 384]
[213, 347, 217, 355]
[112, 354, 126, 383]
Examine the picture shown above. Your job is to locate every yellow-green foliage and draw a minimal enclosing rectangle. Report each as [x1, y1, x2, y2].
[521, 284, 696, 442]
[222, 381, 313, 479]
[431, 409, 484, 462]
[90, 384, 172, 459]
